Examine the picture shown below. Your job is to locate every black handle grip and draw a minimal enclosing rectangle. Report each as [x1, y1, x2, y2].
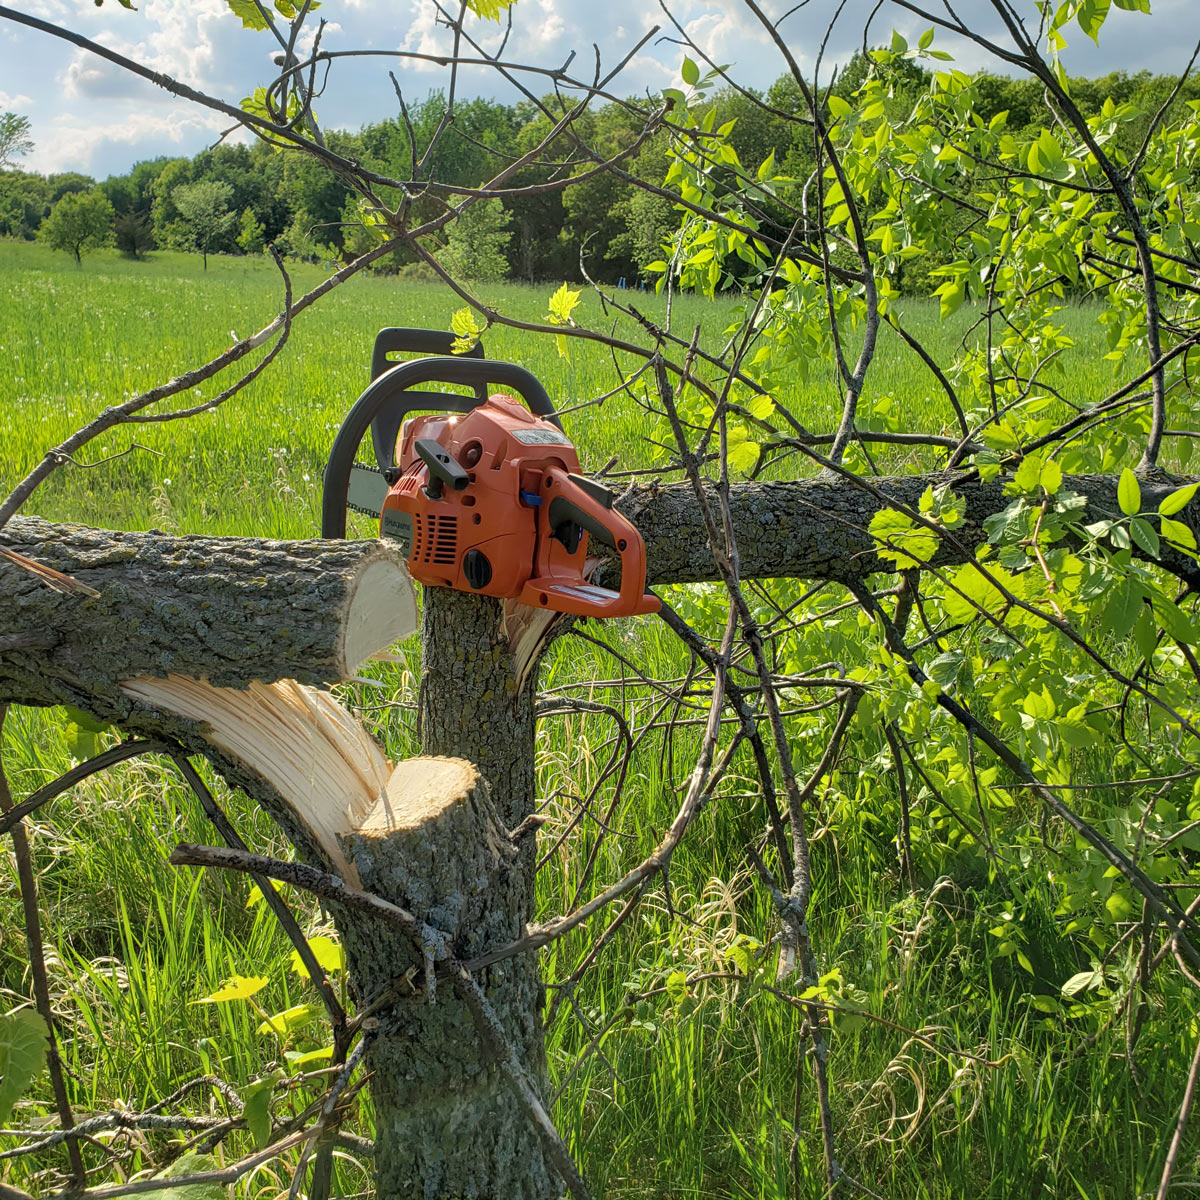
[370, 327, 485, 382]
[323, 357, 561, 538]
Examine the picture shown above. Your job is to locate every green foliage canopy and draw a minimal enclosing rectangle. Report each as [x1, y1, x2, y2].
[39, 188, 114, 265]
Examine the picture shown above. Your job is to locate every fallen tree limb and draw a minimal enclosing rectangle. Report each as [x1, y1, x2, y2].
[624, 470, 1200, 587]
[0, 517, 415, 711]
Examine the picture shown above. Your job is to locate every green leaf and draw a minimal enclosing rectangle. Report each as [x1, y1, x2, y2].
[546, 282, 582, 325]
[727, 438, 759, 474]
[757, 149, 776, 181]
[1040, 460, 1063, 495]
[1155, 596, 1199, 645]
[1099, 576, 1143, 639]
[1077, 0, 1112, 40]
[827, 95, 853, 121]
[869, 508, 939, 568]
[449, 307, 483, 355]
[664, 970, 689, 1002]
[1159, 483, 1199, 516]
[1134, 605, 1158, 662]
[938, 278, 965, 320]
[1118, 467, 1141, 516]
[1012, 455, 1042, 494]
[681, 57, 700, 87]
[0, 1010, 49, 1126]
[240, 1076, 277, 1149]
[918, 27, 935, 49]
[1057, 716, 1097, 748]
[290, 936, 345, 980]
[746, 392, 775, 420]
[136, 1153, 225, 1200]
[465, 0, 514, 18]
[1130, 517, 1160, 559]
[285, 1045, 335, 1067]
[192, 975, 269, 1004]
[225, 0, 270, 31]
[943, 563, 1017, 624]
[1161, 517, 1197, 550]
[1061, 968, 1105, 997]
[256, 1002, 323, 1037]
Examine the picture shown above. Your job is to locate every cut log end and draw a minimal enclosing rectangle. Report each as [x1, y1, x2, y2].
[338, 554, 418, 675]
[360, 756, 481, 837]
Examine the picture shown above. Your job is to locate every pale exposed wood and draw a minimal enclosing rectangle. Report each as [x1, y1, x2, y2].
[121, 676, 391, 880]
[339, 558, 417, 673]
[359, 756, 478, 835]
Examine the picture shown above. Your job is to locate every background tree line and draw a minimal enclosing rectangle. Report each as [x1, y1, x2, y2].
[3, 59, 1198, 286]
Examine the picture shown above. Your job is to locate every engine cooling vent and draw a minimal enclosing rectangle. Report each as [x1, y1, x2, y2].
[413, 512, 458, 565]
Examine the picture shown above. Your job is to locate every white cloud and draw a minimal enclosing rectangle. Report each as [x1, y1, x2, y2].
[397, 3, 446, 72]
[31, 105, 229, 174]
[4, 0, 1199, 179]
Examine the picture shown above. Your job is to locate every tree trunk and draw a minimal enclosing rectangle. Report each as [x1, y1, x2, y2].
[0, 517, 415, 712]
[338, 754, 553, 1200]
[403, 587, 556, 1195]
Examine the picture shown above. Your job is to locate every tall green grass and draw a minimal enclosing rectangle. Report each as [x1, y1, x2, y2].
[0, 240, 1191, 1198]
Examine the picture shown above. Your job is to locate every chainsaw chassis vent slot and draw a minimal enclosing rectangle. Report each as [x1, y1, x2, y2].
[413, 512, 458, 566]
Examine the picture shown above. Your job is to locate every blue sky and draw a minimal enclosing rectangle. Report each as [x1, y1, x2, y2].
[0, 0, 1196, 180]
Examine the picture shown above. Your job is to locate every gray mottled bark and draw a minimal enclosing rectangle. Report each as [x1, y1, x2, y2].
[0, 516, 412, 714]
[622, 470, 1200, 588]
[408, 588, 556, 1196]
[338, 755, 551, 1200]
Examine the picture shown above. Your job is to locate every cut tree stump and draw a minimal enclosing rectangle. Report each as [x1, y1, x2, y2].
[339, 756, 551, 1200]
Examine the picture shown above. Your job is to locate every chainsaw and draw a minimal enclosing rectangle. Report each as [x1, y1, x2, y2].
[322, 328, 659, 619]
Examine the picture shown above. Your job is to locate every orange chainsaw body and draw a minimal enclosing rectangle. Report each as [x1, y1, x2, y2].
[379, 393, 659, 619]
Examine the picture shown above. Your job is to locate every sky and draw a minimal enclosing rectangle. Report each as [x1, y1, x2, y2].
[0, 0, 1197, 180]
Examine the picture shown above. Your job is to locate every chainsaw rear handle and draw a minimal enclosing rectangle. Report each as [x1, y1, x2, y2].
[322, 357, 560, 539]
[530, 469, 657, 619]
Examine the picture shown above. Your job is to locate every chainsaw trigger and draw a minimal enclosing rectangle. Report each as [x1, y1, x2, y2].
[552, 520, 584, 556]
[519, 489, 543, 507]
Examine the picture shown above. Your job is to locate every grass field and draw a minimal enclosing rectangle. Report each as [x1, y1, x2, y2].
[1, 240, 1194, 1199]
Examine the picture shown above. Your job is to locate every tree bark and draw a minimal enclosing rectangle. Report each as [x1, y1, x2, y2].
[338, 755, 552, 1200]
[621, 470, 1200, 587]
[413, 587, 556, 1194]
[0, 516, 415, 714]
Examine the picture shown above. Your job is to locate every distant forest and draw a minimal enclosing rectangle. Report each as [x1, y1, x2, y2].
[3, 57, 1198, 286]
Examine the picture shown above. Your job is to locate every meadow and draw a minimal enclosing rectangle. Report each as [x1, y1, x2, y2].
[0, 239, 1192, 1199]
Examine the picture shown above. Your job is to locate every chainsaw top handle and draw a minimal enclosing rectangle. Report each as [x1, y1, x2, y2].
[322, 356, 560, 539]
